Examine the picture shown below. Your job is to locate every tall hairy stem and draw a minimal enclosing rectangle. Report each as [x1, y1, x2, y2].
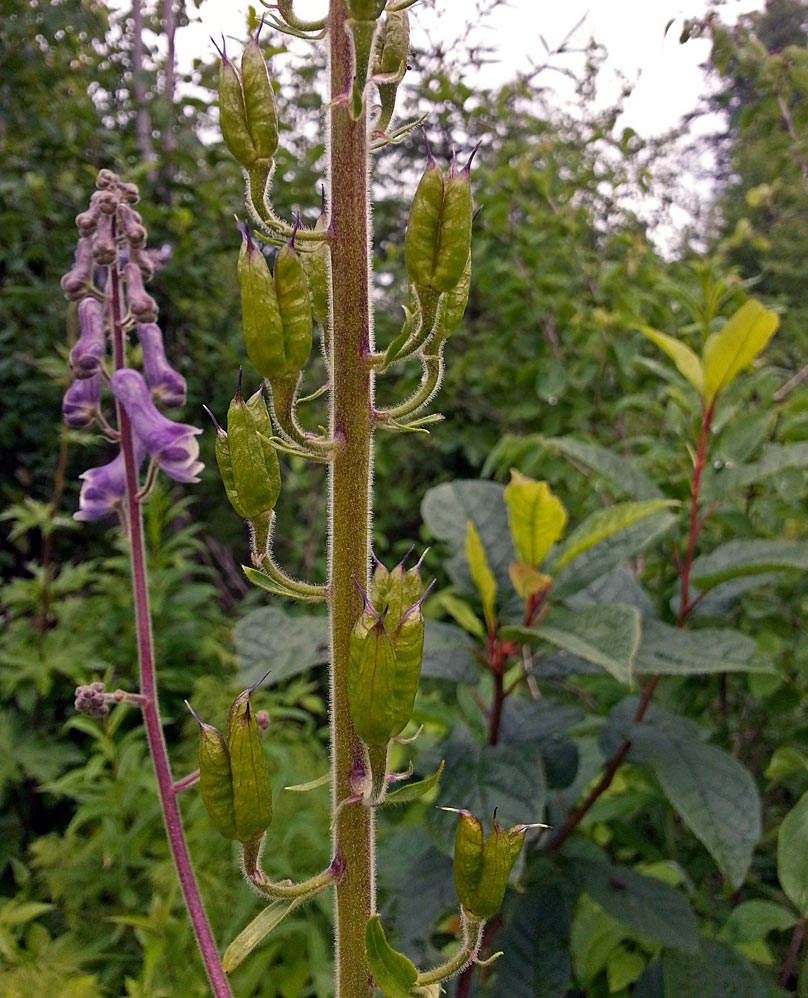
[109, 258, 233, 998]
[327, 2, 376, 995]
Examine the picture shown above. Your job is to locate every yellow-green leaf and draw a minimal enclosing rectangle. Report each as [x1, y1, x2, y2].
[222, 899, 300, 973]
[508, 562, 552, 600]
[552, 500, 677, 573]
[503, 470, 567, 567]
[365, 914, 418, 998]
[435, 591, 485, 639]
[464, 520, 497, 630]
[638, 324, 704, 394]
[702, 300, 779, 403]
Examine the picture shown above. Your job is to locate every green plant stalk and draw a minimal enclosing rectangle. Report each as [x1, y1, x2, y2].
[327, 2, 375, 995]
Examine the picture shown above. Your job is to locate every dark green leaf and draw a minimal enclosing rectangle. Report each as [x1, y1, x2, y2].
[234, 606, 328, 686]
[492, 886, 571, 997]
[689, 539, 808, 591]
[635, 620, 768, 675]
[543, 436, 663, 500]
[778, 790, 808, 916]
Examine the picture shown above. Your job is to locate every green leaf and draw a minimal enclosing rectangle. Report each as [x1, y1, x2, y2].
[689, 539, 808, 591]
[543, 436, 663, 500]
[508, 563, 552, 600]
[234, 606, 328, 686]
[503, 470, 567, 567]
[607, 948, 647, 992]
[778, 790, 808, 916]
[494, 886, 571, 998]
[661, 939, 768, 997]
[464, 520, 497, 630]
[721, 900, 798, 944]
[552, 510, 677, 599]
[222, 898, 300, 973]
[634, 621, 768, 675]
[575, 859, 699, 953]
[364, 915, 418, 998]
[284, 772, 330, 792]
[570, 894, 628, 985]
[638, 324, 704, 394]
[552, 500, 677, 573]
[701, 442, 808, 501]
[383, 761, 445, 806]
[433, 592, 485, 639]
[420, 620, 477, 683]
[242, 565, 323, 602]
[601, 699, 761, 889]
[702, 300, 779, 402]
[505, 604, 641, 685]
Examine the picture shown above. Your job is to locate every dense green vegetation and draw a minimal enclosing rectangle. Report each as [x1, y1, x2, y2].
[2, 0, 808, 995]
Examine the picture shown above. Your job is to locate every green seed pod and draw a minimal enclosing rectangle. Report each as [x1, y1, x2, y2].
[431, 155, 473, 292]
[237, 224, 286, 381]
[435, 252, 471, 341]
[216, 41, 257, 168]
[344, 0, 386, 18]
[227, 688, 273, 843]
[370, 557, 425, 634]
[404, 146, 444, 290]
[225, 376, 281, 521]
[304, 207, 331, 337]
[373, 10, 409, 133]
[210, 412, 249, 520]
[187, 703, 238, 841]
[273, 236, 313, 379]
[348, 610, 399, 747]
[452, 811, 526, 919]
[241, 35, 278, 162]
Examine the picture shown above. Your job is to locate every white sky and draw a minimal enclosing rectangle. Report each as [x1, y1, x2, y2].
[178, 0, 764, 137]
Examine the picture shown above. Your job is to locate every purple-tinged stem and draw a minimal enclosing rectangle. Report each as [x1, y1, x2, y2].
[109, 244, 232, 998]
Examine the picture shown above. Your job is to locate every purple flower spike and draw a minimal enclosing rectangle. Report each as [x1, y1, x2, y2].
[110, 368, 203, 483]
[74, 438, 146, 521]
[70, 298, 106, 378]
[137, 323, 187, 408]
[63, 373, 101, 428]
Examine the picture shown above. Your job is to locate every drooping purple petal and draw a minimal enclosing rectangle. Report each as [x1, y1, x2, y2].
[110, 368, 203, 483]
[74, 437, 146, 521]
[63, 373, 101, 428]
[69, 298, 107, 378]
[137, 322, 187, 407]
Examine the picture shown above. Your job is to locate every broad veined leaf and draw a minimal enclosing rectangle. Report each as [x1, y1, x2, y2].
[364, 915, 418, 998]
[234, 606, 329, 686]
[661, 939, 768, 998]
[551, 500, 677, 573]
[601, 699, 761, 889]
[420, 620, 477, 683]
[637, 325, 704, 394]
[701, 441, 808, 501]
[503, 470, 567, 567]
[575, 859, 699, 953]
[720, 899, 797, 944]
[493, 886, 571, 998]
[465, 520, 497, 629]
[543, 435, 663, 500]
[702, 300, 779, 403]
[689, 539, 808, 591]
[634, 620, 768, 675]
[778, 790, 808, 916]
[505, 604, 641, 685]
[222, 899, 300, 973]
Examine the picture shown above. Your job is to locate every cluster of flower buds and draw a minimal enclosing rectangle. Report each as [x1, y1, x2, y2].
[74, 681, 109, 719]
[347, 555, 433, 799]
[452, 809, 527, 920]
[61, 170, 199, 523]
[187, 680, 273, 857]
[208, 372, 281, 558]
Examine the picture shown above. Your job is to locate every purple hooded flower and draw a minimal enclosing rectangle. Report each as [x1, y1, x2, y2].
[137, 323, 187, 408]
[110, 368, 203, 483]
[74, 438, 146, 521]
[69, 298, 107, 378]
[63, 373, 101, 428]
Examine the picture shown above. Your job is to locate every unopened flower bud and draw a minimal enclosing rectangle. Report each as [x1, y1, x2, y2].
[63, 373, 101, 427]
[119, 203, 147, 248]
[96, 169, 118, 190]
[69, 298, 106, 378]
[61, 237, 95, 300]
[255, 709, 270, 733]
[75, 207, 98, 237]
[119, 181, 140, 204]
[92, 212, 116, 265]
[124, 261, 158, 322]
[137, 323, 186, 407]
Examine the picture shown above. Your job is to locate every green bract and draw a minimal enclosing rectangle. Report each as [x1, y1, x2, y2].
[452, 811, 526, 920]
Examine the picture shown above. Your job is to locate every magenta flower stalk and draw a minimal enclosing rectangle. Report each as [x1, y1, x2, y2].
[109, 368, 203, 482]
[137, 322, 187, 407]
[69, 297, 106, 377]
[62, 373, 101, 428]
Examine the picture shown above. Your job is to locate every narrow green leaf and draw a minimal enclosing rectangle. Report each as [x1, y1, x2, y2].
[552, 500, 677, 573]
[701, 442, 808, 501]
[505, 604, 640, 685]
[242, 564, 323, 602]
[222, 899, 300, 973]
[689, 539, 808, 592]
[702, 300, 779, 403]
[508, 562, 552, 600]
[434, 592, 485, 639]
[284, 772, 330, 792]
[503, 470, 567, 567]
[364, 914, 418, 998]
[543, 435, 663, 500]
[637, 324, 704, 394]
[464, 520, 497, 630]
[778, 790, 808, 916]
[383, 761, 445, 805]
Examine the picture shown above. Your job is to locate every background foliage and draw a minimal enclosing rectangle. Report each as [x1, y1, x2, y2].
[2, 0, 808, 995]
